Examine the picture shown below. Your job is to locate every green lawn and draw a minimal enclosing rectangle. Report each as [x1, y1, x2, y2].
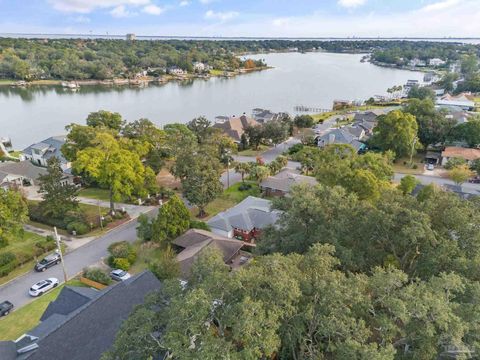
[0, 280, 85, 340]
[237, 145, 270, 157]
[191, 182, 260, 219]
[129, 241, 163, 274]
[78, 187, 111, 202]
[209, 69, 224, 76]
[392, 155, 425, 175]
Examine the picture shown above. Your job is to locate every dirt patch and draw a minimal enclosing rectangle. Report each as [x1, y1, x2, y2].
[156, 167, 181, 190]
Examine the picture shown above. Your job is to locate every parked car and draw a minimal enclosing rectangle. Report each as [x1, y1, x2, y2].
[427, 164, 435, 171]
[0, 301, 13, 316]
[34, 252, 61, 272]
[469, 177, 480, 184]
[110, 269, 131, 282]
[29, 278, 59, 297]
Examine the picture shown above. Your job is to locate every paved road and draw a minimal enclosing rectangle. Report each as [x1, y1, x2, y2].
[394, 173, 480, 195]
[0, 208, 157, 311]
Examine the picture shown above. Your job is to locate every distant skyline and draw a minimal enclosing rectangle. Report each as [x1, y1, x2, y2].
[0, 0, 479, 38]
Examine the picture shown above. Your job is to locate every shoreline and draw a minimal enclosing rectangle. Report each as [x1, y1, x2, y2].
[0, 66, 272, 88]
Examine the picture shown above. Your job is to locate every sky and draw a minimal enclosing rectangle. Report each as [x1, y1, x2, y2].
[0, 0, 479, 37]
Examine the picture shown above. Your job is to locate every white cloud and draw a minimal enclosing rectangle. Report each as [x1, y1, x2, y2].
[205, 10, 238, 22]
[179, 0, 190, 6]
[110, 5, 134, 17]
[337, 0, 367, 8]
[420, 0, 460, 12]
[48, 0, 150, 13]
[71, 15, 91, 23]
[200, 0, 216, 4]
[143, 4, 164, 15]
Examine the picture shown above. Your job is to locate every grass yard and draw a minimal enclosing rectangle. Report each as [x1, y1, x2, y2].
[78, 187, 111, 202]
[129, 241, 164, 274]
[209, 69, 224, 76]
[0, 280, 85, 341]
[392, 154, 425, 175]
[237, 145, 270, 157]
[191, 181, 260, 219]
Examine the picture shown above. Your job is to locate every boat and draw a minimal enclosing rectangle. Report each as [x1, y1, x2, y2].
[61, 81, 80, 89]
[12, 81, 27, 87]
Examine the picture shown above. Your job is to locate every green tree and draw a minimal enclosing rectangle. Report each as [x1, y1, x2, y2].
[470, 158, 480, 176]
[399, 175, 419, 195]
[149, 245, 181, 281]
[73, 133, 146, 212]
[263, 120, 288, 146]
[249, 165, 271, 184]
[187, 116, 212, 144]
[86, 110, 124, 131]
[244, 124, 264, 150]
[233, 161, 252, 183]
[0, 189, 28, 248]
[407, 85, 436, 100]
[136, 213, 153, 242]
[182, 158, 223, 217]
[293, 114, 315, 128]
[444, 157, 467, 170]
[448, 164, 474, 185]
[450, 118, 480, 148]
[152, 194, 190, 244]
[371, 110, 419, 158]
[37, 157, 79, 218]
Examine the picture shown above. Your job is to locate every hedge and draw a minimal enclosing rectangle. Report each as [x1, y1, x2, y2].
[112, 258, 130, 271]
[83, 268, 112, 285]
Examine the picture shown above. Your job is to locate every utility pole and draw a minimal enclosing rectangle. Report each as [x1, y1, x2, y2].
[54, 227, 68, 284]
[227, 157, 230, 189]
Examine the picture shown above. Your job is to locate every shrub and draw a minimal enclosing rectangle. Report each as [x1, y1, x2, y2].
[445, 157, 467, 170]
[67, 221, 89, 235]
[103, 215, 113, 224]
[83, 268, 112, 285]
[108, 241, 137, 265]
[189, 220, 211, 231]
[288, 143, 304, 155]
[0, 252, 16, 267]
[113, 257, 131, 271]
[0, 261, 18, 277]
[238, 183, 252, 191]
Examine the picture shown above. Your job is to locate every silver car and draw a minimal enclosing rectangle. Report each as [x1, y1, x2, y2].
[110, 269, 131, 282]
[29, 278, 59, 297]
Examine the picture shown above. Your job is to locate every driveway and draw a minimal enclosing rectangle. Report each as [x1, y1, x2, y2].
[0, 208, 158, 311]
[76, 197, 156, 218]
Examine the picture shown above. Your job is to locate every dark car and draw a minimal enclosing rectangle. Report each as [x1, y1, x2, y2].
[0, 301, 14, 316]
[468, 177, 480, 184]
[34, 252, 61, 272]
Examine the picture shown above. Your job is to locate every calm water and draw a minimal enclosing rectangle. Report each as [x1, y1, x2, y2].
[0, 52, 424, 148]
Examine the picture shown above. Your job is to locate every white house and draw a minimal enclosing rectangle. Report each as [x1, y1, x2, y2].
[428, 58, 446, 67]
[22, 136, 71, 171]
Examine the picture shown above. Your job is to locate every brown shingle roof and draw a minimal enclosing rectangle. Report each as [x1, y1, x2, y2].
[442, 147, 480, 161]
[173, 229, 245, 276]
[213, 115, 259, 142]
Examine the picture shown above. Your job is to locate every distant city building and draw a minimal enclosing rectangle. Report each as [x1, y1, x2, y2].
[126, 33, 136, 41]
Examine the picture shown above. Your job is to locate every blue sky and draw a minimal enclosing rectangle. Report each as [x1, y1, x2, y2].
[0, 0, 479, 37]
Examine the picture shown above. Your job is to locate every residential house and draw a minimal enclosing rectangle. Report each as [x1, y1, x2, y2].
[167, 66, 186, 76]
[126, 33, 136, 41]
[212, 114, 259, 143]
[193, 62, 210, 73]
[0, 271, 162, 360]
[207, 196, 281, 242]
[0, 160, 74, 188]
[437, 105, 471, 125]
[333, 99, 353, 110]
[252, 108, 288, 124]
[260, 168, 318, 196]
[428, 58, 446, 67]
[436, 93, 475, 111]
[172, 229, 252, 277]
[315, 128, 366, 153]
[22, 136, 70, 171]
[408, 58, 427, 67]
[351, 110, 382, 136]
[441, 147, 480, 166]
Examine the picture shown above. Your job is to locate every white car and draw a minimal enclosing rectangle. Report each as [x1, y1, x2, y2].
[29, 278, 59, 297]
[110, 269, 131, 282]
[427, 164, 435, 171]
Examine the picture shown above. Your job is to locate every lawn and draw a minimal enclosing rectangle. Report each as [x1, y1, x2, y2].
[237, 145, 270, 157]
[129, 241, 163, 274]
[0, 280, 85, 341]
[392, 154, 425, 175]
[78, 187, 111, 202]
[191, 181, 260, 219]
[209, 69, 224, 76]
[0, 231, 52, 286]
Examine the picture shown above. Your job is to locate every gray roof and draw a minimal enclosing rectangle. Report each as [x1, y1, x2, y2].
[40, 286, 100, 322]
[260, 168, 318, 193]
[173, 229, 245, 276]
[353, 111, 378, 123]
[0, 161, 48, 181]
[22, 136, 67, 165]
[207, 196, 281, 232]
[316, 128, 365, 152]
[7, 271, 161, 360]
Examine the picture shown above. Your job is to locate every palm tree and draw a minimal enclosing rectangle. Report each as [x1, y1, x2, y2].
[233, 162, 252, 183]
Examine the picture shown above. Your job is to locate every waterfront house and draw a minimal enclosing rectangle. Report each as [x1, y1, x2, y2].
[260, 168, 318, 197]
[441, 147, 480, 166]
[252, 108, 288, 124]
[207, 196, 281, 242]
[0, 271, 161, 360]
[428, 58, 446, 67]
[315, 128, 366, 153]
[212, 114, 259, 143]
[436, 93, 476, 111]
[22, 136, 70, 171]
[167, 66, 186, 76]
[172, 229, 252, 277]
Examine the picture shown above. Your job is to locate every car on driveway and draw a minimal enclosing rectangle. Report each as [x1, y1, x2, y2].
[426, 164, 435, 171]
[34, 252, 61, 272]
[0, 301, 13, 316]
[110, 269, 131, 282]
[29, 278, 59, 297]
